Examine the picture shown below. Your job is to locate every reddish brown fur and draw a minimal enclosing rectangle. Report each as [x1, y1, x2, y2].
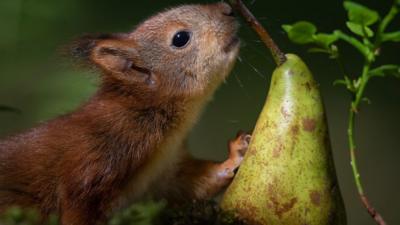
[0, 3, 248, 225]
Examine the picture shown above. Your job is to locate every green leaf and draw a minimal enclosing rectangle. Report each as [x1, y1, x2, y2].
[314, 33, 339, 48]
[346, 21, 374, 37]
[333, 79, 348, 86]
[333, 76, 356, 92]
[343, 1, 379, 25]
[282, 21, 317, 44]
[368, 64, 400, 78]
[282, 24, 293, 33]
[362, 97, 372, 104]
[308, 44, 338, 58]
[382, 31, 400, 42]
[308, 47, 331, 54]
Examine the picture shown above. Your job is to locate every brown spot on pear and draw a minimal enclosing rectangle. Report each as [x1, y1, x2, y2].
[302, 118, 316, 132]
[310, 190, 321, 206]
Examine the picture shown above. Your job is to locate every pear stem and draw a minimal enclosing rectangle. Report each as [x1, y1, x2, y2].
[228, 0, 287, 66]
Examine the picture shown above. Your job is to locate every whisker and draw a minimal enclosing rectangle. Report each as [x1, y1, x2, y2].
[227, 119, 240, 124]
[233, 70, 244, 89]
[232, 69, 251, 100]
[256, 16, 283, 24]
[242, 43, 272, 65]
[240, 57, 266, 80]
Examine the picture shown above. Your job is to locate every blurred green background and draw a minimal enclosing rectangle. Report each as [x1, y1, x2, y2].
[0, 0, 399, 224]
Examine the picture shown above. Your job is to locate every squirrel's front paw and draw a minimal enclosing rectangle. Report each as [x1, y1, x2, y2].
[228, 131, 251, 164]
[217, 131, 251, 181]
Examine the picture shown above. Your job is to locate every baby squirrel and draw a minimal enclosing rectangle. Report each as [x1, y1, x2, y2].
[0, 2, 250, 225]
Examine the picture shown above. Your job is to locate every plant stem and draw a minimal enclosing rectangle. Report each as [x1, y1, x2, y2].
[347, 3, 400, 224]
[375, 1, 399, 47]
[382, 31, 400, 42]
[348, 62, 387, 225]
[348, 105, 388, 225]
[334, 30, 373, 61]
[354, 64, 370, 106]
[228, 0, 287, 66]
[348, 102, 362, 192]
[348, 64, 370, 196]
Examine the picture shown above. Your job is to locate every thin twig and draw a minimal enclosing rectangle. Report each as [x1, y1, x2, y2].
[228, 0, 286, 66]
[348, 63, 387, 225]
[349, 105, 387, 225]
[349, 3, 400, 223]
[375, 0, 399, 47]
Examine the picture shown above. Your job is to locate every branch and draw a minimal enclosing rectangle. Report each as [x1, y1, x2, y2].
[375, 1, 399, 46]
[228, 0, 286, 65]
[349, 63, 387, 225]
[333, 30, 373, 61]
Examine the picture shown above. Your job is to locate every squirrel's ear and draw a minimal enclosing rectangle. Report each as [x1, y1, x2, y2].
[91, 39, 138, 73]
[71, 34, 156, 85]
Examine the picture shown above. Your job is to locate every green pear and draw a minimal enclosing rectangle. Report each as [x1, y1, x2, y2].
[221, 54, 346, 225]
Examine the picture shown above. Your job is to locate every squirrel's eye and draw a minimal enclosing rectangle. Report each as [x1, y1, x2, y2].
[172, 31, 191, 48]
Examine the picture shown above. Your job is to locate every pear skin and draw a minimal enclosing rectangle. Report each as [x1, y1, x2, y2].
[221, 54, 346, 225]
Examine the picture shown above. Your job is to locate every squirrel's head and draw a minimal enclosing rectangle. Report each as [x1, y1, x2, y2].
[72, 3, 239, 101]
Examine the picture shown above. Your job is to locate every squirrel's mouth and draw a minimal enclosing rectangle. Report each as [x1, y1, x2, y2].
[223, 36, 240, 53]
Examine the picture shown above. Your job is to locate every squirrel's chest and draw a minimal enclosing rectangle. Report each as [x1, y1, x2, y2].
[110, 130, 186, 212]
[133, 133, 185, 194]
[111, 99, 208, 211]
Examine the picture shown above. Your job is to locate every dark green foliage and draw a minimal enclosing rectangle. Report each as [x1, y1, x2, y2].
[0, 201, 246, 225]
[157, 200, 245, 225]
[282, 0, 400, 92]
[157, 200, 220, 225]
[109, 200, 166, 225]
[343, 1, 379, 26]
[0, 206, 58, 225]
[282, 21, 317, 44]
[345, 21, 374, 37]
[343, 1, 378, 37]
[368, 65, 400, 79]
[282, 22, 338, 57]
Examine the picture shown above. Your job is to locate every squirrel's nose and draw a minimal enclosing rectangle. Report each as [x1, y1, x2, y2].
[219, 2, 235, 17]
